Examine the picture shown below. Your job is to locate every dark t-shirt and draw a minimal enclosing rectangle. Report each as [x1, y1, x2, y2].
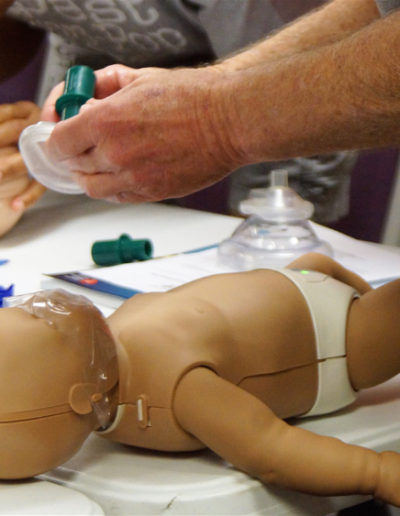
[375, 0, 400, 14]
[7, 0, 326, 70]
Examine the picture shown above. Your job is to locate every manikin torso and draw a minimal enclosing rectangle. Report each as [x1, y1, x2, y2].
[101, 268, 358, 451]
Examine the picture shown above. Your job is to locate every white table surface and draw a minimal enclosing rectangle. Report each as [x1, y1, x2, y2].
[0, 192, 240, 296]
[1, 192, 400, 516]
[0, 480, 104, 515]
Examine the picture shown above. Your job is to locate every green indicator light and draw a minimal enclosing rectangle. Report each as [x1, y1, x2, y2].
[300, 270, 310, 275]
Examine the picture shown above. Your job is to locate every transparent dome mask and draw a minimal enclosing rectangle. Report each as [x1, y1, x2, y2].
[218, 169, 333, 270]
[19, 121, 84, 194]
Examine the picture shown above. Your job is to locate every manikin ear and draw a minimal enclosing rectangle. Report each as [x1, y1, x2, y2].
[69, 383, 101, 415]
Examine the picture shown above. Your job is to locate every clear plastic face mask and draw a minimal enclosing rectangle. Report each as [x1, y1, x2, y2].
[19, 122, 84, 194]
[5, 289, 118, 428]
[218, 169, 333, 270]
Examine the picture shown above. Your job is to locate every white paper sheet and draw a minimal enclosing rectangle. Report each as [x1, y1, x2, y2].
[43, 224, 400, 310]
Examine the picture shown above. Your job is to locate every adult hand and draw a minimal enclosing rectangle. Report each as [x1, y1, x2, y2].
[0, 102, 46, 212]
[42, 64, 244, 203]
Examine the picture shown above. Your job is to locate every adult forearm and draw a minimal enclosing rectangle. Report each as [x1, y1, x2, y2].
[222, 9, 400, 163]
[221, 0, 380, 71]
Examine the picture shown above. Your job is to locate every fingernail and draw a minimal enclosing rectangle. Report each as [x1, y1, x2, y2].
[107, 196, 121, 204]
[12, 199, 24, 211]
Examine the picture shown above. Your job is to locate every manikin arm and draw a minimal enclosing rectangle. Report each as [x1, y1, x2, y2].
[278, 253, 400, 390]
[287, 252, 372, 294]
[345, 278, 400, 390]
[174, 367, 400, 505]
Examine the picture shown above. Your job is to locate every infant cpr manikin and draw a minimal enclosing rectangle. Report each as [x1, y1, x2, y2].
[1, 252, 400, 506]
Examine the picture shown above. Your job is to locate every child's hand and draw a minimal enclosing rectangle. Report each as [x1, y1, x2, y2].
[0, 103, 46, 235]
[0, 101, 40, 146]
[0, 101, 45, 202]
[0, 145, 46, 206]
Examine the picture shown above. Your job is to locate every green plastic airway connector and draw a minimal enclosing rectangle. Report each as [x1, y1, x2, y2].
[91, 234, 153, 266]
[55, 65, 96, 120]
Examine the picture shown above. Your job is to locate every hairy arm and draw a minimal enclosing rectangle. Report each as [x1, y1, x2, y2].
[41, 1, 400, 202]
[221, 0, 379, 71]
[221, 8, 400, 164]
[174, 367, 400, 504]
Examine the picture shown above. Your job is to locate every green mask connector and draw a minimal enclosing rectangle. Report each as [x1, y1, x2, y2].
[19, 65, 96, 194]
[55, 65, 96, 120]
[91, 234, 154, 266]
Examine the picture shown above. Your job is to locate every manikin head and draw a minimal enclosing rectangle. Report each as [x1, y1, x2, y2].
[0, 289, 118, 478]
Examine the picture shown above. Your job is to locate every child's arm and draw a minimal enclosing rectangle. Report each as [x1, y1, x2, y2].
[288, 252, 372, 294]
[174, 367, 400, 505]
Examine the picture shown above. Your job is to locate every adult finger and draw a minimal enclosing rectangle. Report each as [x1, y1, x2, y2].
[73, 169, 151, 201]
[46, 110, 97, 162]
[40, 82, 65, 122]
[111, 190, 151, 203]
[41, 65, 136, 122]
[94, 64, 139, 99]
[11, 180, 46, 211]
[62, 144, 115, 174]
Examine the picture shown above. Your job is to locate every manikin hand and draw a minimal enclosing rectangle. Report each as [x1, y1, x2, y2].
[42, 64, 244, 203]
[0, 102, 46, 212]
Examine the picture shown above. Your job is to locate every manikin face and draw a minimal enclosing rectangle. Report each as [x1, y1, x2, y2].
[0, 289, 119, 479]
